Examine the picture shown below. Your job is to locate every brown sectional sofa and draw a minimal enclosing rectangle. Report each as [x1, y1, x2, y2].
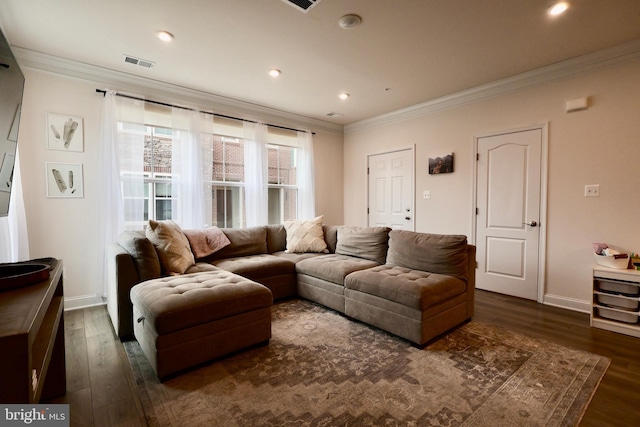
[108, 223, 476, 377]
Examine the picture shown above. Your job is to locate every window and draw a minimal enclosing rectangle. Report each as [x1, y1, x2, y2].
[267, 144, 298, 224]
[209, 135, 245, 228]
[121, 122, 300, 228]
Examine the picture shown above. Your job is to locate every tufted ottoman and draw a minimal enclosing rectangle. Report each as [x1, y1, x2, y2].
[344, 265, 469, 346]
[130, 270, 273, 380]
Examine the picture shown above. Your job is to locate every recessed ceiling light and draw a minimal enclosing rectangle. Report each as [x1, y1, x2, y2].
[548, 2, 569, 16]
[339, 92, 350, 100]
[269, 69, 281, 77]
[157, 31, 174, 42]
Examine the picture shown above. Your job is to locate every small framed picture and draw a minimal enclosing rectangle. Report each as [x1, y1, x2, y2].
[46, 162, 84, 198]
[46, 113, 84, 152]
[428, 153, 454, 174]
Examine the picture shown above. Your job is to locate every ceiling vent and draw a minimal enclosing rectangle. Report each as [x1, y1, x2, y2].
[326, 112, 343, 117]
[281, 0, 321, 13]
[123, 55, 155, 69]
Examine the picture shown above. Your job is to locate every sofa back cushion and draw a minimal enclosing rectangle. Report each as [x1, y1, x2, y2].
[386, 230, 468, 282]
[117, 231, 162, 281]
[323, 225, 339, 254]
[206, 226, 268, 260]
[335, 226, 391, 264]
[266, 224, 287, 253]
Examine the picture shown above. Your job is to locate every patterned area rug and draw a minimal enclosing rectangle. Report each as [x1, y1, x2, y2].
[124, 299, 609, 427]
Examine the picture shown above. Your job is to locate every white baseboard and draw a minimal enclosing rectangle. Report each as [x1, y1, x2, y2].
[543, 294, 591, 314]
[64, 294, 106, 311]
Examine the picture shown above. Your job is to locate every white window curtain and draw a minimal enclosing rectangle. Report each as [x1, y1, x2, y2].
[297, 130, 315, 220]
[97, 91, 145, 298]
[171, 107, 208, 229]
[243, 121, 268, 227]
[0, 147, 29, 263]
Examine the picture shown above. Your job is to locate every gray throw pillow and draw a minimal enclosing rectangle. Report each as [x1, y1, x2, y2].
[335, 226, 391, 264]
[117, 230, 161, 281]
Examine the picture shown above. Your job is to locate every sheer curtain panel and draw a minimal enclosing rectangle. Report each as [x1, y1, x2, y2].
[297, 130, 316, 220]
[97, 91, 145, 297]
[171, 107, 208, 229]
[0, 147, 29, 262]
[244, 122, 268, 227]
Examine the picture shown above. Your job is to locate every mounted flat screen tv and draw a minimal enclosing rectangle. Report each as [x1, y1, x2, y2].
[0, 27, 25, 217]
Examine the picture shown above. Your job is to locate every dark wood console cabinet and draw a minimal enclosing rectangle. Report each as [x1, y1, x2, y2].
[0, 259, 66, 403]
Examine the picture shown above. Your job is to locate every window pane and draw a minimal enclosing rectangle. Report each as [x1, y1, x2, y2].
[212, 136, 244, 182]
[211, 185, 244, 228]
[268, 145, 296, 185]
[268, 187, 297, 224]
[144, 129, 172, 176]
[155, 199, 172, 220]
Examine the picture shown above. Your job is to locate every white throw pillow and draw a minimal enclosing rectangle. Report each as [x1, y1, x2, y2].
[145, 220, 195, 274]
[283, 216, 328, 253]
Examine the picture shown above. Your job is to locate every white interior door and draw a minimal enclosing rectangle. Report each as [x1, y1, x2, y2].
[368, 149, 414, 230]
[475, 128, 544, 301]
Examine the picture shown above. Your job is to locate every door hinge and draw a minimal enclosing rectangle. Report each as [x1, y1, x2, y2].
[476, 153, 479, 161]
[367, 208, 370, 214]
[476, 207, 479, 215]
[367, 167, 370, 175]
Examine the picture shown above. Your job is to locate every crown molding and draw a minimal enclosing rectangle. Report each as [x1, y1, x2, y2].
[13, 47, 344, 135]
[345, 39, 640, 134]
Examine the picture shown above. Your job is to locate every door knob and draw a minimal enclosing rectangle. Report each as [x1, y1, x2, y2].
[405, 217, 411, 221]
[523, 221, 538, 227]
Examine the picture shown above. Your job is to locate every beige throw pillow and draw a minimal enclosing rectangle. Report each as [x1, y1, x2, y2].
[283, 215, 328, 253]
[145, 220, 195, 275]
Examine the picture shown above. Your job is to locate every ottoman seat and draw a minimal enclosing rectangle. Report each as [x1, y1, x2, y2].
[130, 270, 273, 380]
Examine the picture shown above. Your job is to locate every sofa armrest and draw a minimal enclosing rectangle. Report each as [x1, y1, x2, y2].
[107, 242, 141, 339]
[466, 245, 477, 319]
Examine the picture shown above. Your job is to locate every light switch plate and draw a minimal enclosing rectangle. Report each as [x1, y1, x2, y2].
[423, 190, 431, 199]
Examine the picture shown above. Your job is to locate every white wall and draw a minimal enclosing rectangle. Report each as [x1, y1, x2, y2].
[17, 69, 343, 309]
[343, 59, 640, 311]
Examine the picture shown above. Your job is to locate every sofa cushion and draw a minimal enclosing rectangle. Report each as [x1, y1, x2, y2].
[283, 216, 328, 253]
[145, 220, 195, 275]
[182, 226, 230, 258]
[210, 254, 295, 281]
[387, 230, 468, 282]
[323, 225, 339, 254]
[130, 271, 272, 335]
[336, 226, 391, 264]
[204, 226, 268, 260]
[117, 231, 162, 281]
[345, 265, 467, 310]
[266, 224, 287, 253]
[295, 254, 379, 285]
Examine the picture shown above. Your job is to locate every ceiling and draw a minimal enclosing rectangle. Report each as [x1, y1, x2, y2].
[0, 0, 639, 126]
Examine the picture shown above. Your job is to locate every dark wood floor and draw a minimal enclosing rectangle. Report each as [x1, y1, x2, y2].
[46, 290, 640, 426]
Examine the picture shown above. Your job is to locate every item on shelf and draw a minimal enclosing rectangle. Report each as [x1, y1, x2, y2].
[593, 252, 629, 269]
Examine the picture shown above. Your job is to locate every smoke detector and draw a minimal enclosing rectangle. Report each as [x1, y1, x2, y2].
[338, 14, 362, 29]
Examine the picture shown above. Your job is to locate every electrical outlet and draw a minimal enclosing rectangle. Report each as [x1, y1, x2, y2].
[585, 184, 600, 197]
[423, 190, 431, 199]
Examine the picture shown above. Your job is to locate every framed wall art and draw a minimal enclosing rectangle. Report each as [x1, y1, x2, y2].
[46, 162, 84, 198]
[46, 113, 84, 152]
[428, 153, 454, 174]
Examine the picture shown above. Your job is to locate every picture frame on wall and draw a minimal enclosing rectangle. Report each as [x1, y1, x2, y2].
[46, 162, 84, 198]
[428, 153, 454, 174]
[46, 113, 84, 152]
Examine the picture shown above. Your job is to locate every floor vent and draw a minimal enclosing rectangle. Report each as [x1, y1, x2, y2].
[123, 55, 155, 69]
[281, 0, 321, 13]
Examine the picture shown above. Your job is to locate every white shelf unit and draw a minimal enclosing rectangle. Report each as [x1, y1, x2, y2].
[592, 266, 640, 338]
